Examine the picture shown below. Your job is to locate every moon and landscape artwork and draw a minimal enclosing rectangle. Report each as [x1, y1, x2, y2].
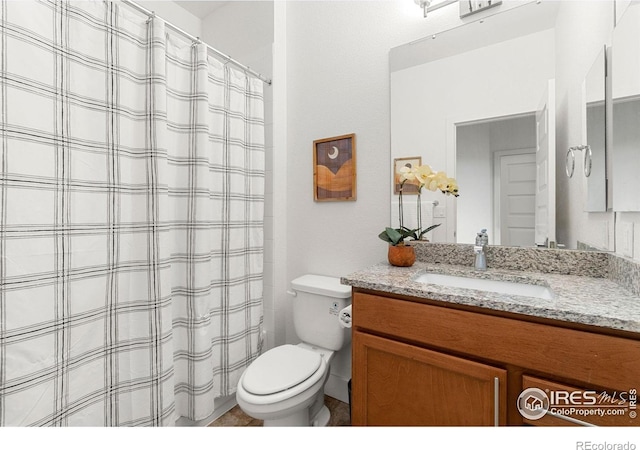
[394, 156, 422, 194]
[313, 133, 356, 201]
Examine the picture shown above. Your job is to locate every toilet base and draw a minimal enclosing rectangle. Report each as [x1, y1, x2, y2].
[260, 391, 331, 427]
[311, 405, 330, 427]
[262, 402, 330, 427]
[263, 409, 309, 426]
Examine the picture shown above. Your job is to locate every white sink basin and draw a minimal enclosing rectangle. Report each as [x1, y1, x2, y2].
[414, 273, 554, 300]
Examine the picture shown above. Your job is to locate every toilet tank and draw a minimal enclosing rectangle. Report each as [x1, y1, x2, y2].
[291, 274, 352, 351]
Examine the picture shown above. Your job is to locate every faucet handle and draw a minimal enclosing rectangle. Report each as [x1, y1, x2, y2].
[475, 229, 489, 246]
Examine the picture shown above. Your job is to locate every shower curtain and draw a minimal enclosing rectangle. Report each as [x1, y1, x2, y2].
[0, 0, 264, 426]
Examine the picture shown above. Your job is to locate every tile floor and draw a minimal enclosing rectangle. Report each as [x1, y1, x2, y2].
[209, 395, 350, 427]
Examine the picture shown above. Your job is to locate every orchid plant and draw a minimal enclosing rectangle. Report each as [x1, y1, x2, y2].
[379, 163, 459, 246]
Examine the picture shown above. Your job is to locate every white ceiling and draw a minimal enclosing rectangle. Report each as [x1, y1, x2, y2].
[175, 1, 231, 19]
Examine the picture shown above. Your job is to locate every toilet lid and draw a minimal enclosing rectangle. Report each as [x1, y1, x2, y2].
[242, 344, 322, 395]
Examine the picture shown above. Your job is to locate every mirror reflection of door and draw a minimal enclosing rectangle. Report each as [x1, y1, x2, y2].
[495, 151, 536, 246]
[456, 113, 537, 246]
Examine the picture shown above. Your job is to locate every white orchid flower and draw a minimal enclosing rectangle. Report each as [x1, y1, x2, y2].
[414, 165, 433, 185]
[399, 165, 417, 182]
[442, 177, 459, 196]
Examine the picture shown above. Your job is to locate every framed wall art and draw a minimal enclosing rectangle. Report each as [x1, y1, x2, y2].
[394, 156, 422, 194]
[313, 133, 356, 202]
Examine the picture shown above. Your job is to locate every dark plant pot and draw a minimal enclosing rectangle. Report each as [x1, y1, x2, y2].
[388, 244, 416, 267]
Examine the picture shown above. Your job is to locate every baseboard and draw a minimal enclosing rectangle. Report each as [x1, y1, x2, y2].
[324, 373, 350, 404]
[175, 394, 237, 426]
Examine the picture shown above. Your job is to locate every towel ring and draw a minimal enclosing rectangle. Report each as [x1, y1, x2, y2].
[566, 145, 592, 178]
[565, 148, 575, 178]
[583, 145, 592, 178]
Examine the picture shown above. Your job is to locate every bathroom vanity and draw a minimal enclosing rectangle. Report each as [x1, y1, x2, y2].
[342, 247, 640, 426]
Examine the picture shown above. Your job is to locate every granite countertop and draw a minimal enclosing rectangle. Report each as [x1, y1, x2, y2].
[341, 262, 640, 334]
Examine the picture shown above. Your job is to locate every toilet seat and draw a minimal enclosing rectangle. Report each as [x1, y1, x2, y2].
[236, 344, 329, 408]
[242, 344, 322, 395]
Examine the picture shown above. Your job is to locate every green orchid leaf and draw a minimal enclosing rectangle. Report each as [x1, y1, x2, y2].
[397, 226, 422, 241]
[385, 227, 403, 244]
[378, 230, 394, 244]
[378, 227, 406, 245]
[418, 223, 441, 239]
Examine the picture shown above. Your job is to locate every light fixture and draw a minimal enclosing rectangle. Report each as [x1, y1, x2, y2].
[415, 0, 458, 19]
[414, 0, 431, 18]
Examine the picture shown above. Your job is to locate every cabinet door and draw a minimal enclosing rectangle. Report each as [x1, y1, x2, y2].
[352, 331, 507, 426]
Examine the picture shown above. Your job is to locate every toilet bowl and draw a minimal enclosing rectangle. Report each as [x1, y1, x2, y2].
[236, 343, 334, 426]
[235, 274, 352, 426]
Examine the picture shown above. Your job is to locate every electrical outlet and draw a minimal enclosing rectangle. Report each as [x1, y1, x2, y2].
[433, 206, 446, 218]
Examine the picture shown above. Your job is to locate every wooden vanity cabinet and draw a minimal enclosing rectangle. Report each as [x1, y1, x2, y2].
[351, 290, 640, 427]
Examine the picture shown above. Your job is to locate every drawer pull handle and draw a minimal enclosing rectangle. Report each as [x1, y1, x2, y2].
[545, 409, 597, 427]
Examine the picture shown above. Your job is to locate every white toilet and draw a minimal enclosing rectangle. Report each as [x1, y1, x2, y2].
[236, 274, 352, 426]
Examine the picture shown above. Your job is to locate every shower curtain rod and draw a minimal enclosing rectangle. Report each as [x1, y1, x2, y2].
[121, 0, 272, 85]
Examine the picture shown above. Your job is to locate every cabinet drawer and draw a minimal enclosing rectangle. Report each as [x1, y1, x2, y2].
[353, 292, 640, 391]
[521, 375, 638, 426]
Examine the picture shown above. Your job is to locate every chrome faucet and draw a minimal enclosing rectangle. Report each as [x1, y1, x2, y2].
[474, 229, 488, 271]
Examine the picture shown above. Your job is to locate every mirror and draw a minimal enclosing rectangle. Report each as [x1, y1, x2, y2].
[612, 2, 640, 212]
[583, 45, 608, 212]
[390, 1, 559, 246]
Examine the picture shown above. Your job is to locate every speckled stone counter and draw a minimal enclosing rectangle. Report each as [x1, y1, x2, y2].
[341, 261, 640, 334]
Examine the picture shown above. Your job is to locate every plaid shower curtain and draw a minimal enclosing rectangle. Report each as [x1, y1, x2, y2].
[0, 0, 264, 426]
